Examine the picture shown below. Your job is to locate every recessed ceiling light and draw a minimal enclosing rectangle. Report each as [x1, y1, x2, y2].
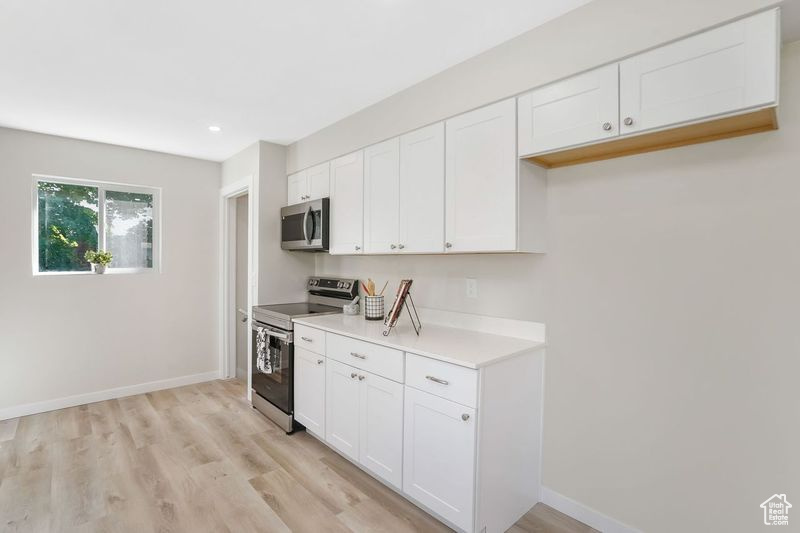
[208, 125, 221, 132]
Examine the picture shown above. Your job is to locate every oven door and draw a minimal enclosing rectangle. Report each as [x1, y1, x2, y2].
[280, 198, 329, 251]
[251, 322, 293, 414]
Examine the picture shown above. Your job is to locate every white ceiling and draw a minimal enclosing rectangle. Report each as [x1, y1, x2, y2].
[0, 0, 591, 161]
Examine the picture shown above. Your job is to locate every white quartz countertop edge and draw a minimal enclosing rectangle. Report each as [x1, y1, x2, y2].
[292, 315, 545, 369]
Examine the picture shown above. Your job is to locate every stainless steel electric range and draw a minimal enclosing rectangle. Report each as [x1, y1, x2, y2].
[250, 276, 358, 433]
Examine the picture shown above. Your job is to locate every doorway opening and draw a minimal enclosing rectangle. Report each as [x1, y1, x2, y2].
[220, 176, 257, 400]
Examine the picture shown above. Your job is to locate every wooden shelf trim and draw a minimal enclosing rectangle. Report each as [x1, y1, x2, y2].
[523, 107, 778, 169]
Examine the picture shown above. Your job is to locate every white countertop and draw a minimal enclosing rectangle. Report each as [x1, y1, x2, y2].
[293, 313, 545, 369]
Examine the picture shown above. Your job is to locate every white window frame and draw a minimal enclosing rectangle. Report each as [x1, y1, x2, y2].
[32, 174, 162, 276]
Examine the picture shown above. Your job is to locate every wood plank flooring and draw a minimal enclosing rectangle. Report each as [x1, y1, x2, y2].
[0, 380, 596, 533]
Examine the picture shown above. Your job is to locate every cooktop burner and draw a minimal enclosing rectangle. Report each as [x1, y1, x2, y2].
[253, 302, 340, 318]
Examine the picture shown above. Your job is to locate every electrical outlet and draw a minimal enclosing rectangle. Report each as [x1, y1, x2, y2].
[465, 278, 478, 299]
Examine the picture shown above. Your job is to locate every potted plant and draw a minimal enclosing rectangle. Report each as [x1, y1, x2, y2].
[84, 250, 113, 274]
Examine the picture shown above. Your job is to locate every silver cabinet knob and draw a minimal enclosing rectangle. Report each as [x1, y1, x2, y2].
[624, 117, 634, 126]
[350, 372, 358, 379]
[390, 244, 397, 250]
[358, 375, 365, 381]
[317, 359, 324, 365]
[602, 122, 613, 131]
[355, 245, 361, 251]
[398, 244, 405, 250]
[445, 242, 452, 249]
[461, 414, 470, 421]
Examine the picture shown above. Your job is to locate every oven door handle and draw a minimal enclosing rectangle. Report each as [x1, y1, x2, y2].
[252, 323, 291, 341]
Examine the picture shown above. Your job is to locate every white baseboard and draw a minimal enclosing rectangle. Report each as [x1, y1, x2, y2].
[0, 370, 221, 421]
[541, 487, 642, 533]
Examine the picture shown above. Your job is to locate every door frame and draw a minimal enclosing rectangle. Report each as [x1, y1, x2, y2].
[219, 175, 257, 399]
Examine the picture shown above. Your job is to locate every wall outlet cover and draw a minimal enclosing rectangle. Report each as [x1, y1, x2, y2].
[466, 277, 478, 298]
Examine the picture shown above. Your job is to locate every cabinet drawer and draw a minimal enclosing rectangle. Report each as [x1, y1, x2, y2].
[295, 324, 326, 355]
[327, 333, 404, 382]
[405, 353, 478, 408]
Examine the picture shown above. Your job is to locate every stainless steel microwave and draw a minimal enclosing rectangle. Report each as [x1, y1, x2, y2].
[280, 198, 329, 251]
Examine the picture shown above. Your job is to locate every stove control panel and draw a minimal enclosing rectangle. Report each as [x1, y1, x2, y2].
[308, 277, 358, 300]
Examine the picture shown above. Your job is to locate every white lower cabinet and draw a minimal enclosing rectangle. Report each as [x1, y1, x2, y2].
[325, 356, 404, 489]
[358, 371, 404, 489]
[299, 327, 544, 533]
[403, 386, 476, 532]
[293, 347, 326, 437]
[325, 359, 361, 462]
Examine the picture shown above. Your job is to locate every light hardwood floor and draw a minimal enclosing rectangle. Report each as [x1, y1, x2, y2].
[0, 380, 596, 533]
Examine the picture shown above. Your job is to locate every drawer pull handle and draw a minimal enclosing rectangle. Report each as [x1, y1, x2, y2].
[425, 375, 449, 385]
[462, 413, 470, 421]
[350, 372, 358, 379]
[358, 375, 365, 381]
[317, 359, 324, 365]
[301, 336, 313, 342]
[350, 352, 366, 359]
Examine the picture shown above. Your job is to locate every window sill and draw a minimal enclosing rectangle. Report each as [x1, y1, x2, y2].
[33, 268, 158, 277]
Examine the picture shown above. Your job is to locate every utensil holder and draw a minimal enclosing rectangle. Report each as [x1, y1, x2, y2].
[364, 295, 384, 321]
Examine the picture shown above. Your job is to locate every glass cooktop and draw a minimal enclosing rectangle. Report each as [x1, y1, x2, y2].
[253, 302, 341, 318]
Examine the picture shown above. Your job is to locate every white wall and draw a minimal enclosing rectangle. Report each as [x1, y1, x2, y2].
[540, 41, 800, 533]
[221, 142, 259, 188]
[0, 127, 220, 415]
[290, 1, 799, 531]
[256, 141, 315, 305]
[221, 142, 314, 307]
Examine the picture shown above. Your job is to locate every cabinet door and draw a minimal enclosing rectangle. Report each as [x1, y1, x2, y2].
[620, 9, 778, 135]
[363, 138, 400, 254]
[518, 64, 619, 156]
[399, 123, 445, 254]
[445, 98, 517, 253]
[325, 359, 360, 461]
[294, 347, 326, 437]
[403, 387, 476, 532]
[358, 371, 404, 490]
[329, 151, 364, 255]
[287, 170, 307, 205]
[306, 162, 330, 201]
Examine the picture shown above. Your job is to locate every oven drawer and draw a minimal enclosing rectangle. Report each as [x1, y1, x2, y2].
[295, 324, 326, 355]
[326, 333, 404, 383]
[405, 352, 478, 408]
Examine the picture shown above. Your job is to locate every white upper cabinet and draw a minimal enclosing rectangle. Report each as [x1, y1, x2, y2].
[518, 64, 620, 156]
[287, 162, 330, 205]
[306, 162, 330, 201]
[329, 150, 364, 255]
[446, 98, 518, 253]
[294, 347, 326, 437]
[287, 170, 307, 205]
[399, 122, 445, 254]
[364, 138, 400, 254]
[620, 8, 779, 135]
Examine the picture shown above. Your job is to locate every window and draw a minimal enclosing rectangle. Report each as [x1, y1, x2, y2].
[34, 176, 160, 274]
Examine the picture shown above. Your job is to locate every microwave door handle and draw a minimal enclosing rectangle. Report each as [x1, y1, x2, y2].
[303, 206, 311, 244]
[304, 206, 316, 244]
